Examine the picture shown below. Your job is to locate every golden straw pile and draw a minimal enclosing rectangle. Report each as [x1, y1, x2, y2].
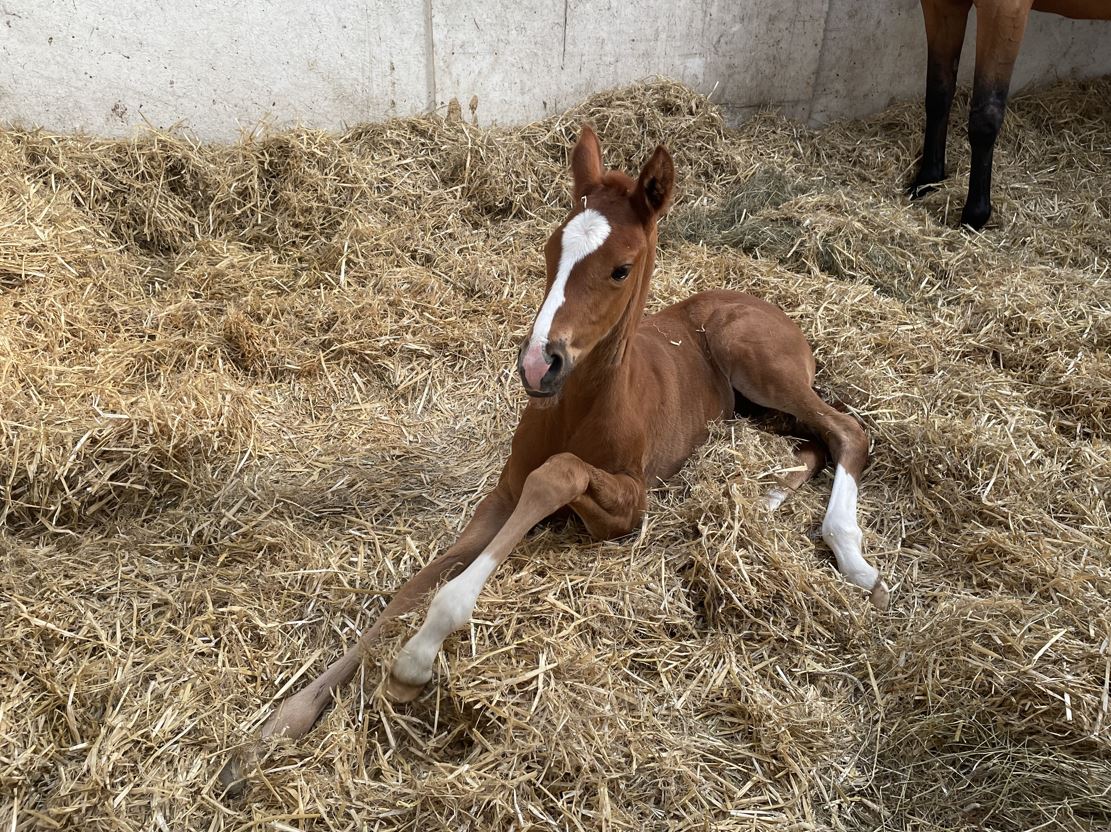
[1, 78, 1108, 831]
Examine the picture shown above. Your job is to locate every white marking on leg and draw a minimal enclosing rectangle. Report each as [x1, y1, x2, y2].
[392, 551, 501, 687]
[762, 487, 789, 512]
[527, 208, 610, 348]
[821, 464, 878, 591]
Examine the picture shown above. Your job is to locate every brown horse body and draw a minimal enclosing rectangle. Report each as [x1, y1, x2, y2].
[909, 0, 1111, 228]
[221, 128, 886, 790]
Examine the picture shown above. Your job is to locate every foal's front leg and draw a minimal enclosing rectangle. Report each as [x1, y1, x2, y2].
[388, 452, 644, 701]
[217, 490, 513, 792]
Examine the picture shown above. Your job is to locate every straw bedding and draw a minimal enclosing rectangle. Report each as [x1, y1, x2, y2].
[1, 77, 1109, 831]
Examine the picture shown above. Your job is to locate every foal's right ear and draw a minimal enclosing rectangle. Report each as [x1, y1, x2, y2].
[571, 124, 604, 202]
[633, 144, 675, 219]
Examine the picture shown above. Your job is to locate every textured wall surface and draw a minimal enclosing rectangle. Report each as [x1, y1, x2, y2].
[2, 0, 1108, 138]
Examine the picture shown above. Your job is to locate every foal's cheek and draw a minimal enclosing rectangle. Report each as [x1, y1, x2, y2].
[588, 292, 624, 343]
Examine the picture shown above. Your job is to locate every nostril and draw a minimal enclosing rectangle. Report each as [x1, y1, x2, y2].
[546, 350, 563, 378]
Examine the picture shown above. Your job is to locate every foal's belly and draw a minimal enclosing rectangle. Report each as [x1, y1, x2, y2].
[633, 312, 735, 482]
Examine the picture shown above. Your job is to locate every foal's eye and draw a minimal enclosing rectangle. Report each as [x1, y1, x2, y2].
[611, 264, 631, 281]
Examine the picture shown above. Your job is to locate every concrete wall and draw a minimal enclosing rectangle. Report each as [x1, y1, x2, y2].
[2, 1, 1109, 139]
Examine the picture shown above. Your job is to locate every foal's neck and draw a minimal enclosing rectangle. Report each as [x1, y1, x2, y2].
[565, 330, 631, 399]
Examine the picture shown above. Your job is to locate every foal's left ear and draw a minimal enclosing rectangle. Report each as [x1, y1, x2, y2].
[634, 145, 675, 220]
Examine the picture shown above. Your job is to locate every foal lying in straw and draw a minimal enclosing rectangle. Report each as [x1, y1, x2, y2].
[221, 126, 887, 790]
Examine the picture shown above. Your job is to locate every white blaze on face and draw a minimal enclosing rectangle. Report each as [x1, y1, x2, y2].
[521, 208, 611, 388]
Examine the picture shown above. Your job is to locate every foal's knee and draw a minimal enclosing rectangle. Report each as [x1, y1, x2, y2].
[523, 453, 590, 502]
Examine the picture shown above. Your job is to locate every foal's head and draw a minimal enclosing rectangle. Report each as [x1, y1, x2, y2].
[518, 126, 675, 399]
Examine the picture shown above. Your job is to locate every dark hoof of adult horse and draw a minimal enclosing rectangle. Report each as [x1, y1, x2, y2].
[906, 172, 943, 200]
[960, 200, 992, 231]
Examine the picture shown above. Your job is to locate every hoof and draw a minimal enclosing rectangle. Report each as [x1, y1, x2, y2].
[762, 487, 788, 512]
[386, 673, 427, 703]
[869, 577, 890, 611]
[217, 750, 252, 797]
[906, 180, 939, 200]
[960, 202, 991, 231]
[907, 169, 944, 200]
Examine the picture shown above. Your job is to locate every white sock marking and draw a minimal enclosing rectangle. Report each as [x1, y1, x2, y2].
[763, 487, 789, 512]
[821, 464, 877, 590]
[527, 208, 610, 350]
[392, 551, 501, 685]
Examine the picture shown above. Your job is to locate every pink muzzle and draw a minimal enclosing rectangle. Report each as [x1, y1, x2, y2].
[520, 341, 551, 390]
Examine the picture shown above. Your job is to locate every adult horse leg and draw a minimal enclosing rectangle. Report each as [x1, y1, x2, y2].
[218, 488, 513, 793]
[388, 453, 644, 701]
[962, 0, 1032, 229]
[909, 0, 973, 198]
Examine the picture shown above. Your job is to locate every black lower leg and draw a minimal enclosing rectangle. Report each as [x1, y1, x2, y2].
[962, 82, 1008, 230]
[909, 53, 959, 198]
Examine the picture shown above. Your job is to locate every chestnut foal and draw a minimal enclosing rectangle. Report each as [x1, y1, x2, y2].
[220, 127, 886, 790]
[908, 0, 1111, 229]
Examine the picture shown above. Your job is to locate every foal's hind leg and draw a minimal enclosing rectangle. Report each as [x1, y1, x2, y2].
[707, 310, 888, 608]
[762, 394, 888, 608]
[763, 438, 826, 511]
[793, 396, 889, 609]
